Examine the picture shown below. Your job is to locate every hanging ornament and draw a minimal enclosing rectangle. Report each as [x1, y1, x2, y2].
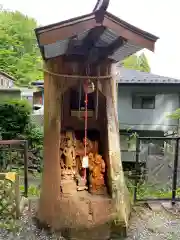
[78, 80, 82, 119]
[82, 79, 89, 180]
[83, 79, 95, 94]
[95, 66, 100, 120]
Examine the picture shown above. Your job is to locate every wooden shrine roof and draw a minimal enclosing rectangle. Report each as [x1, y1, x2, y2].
[35, 1, 159, 63]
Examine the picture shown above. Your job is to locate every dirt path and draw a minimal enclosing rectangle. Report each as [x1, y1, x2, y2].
[126, 203, 180, 240]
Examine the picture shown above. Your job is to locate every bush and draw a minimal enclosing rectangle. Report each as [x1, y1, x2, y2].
[0, 99, 31, 140]
[24, 123, 44, 172]
[24, 123, 43, 149]
[0, 99, 44, 172]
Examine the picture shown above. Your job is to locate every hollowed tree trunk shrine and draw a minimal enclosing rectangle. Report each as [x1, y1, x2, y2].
[35, 1, 158, 238]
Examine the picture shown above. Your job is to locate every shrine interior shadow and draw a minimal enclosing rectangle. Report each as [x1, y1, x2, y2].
[60, 83, 111, 195]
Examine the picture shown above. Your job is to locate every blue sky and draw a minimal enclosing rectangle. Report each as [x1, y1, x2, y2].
[1, 0, 180, 79]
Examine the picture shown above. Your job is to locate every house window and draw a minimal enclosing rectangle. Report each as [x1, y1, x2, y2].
[132, 95, 155, 109]
[1, 78, 3, 86]
[4, 79, 7, 87]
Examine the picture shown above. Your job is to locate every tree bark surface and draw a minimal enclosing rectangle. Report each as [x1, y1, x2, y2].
[103, 64, 131, 229]
[37, 60, 62, 228]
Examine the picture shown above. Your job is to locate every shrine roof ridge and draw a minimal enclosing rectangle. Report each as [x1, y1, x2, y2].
[35, 1, 159, 63]
[35, 12, 158, 42]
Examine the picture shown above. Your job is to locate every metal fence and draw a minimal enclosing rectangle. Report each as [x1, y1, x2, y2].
[133, 137, 180, 204]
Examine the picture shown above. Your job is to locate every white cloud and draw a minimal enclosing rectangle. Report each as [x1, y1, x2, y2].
[1, 0, 180, 78]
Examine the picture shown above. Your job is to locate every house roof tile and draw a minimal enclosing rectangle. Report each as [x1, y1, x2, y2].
[117, 67, 180, 84]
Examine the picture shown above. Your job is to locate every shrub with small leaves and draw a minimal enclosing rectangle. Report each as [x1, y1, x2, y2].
[24, 122, 43, 149]
[0, 99, 31, 140]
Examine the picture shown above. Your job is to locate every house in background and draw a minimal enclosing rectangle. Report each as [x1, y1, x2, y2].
[117, 67, 180, 162]
[0, 71, 14, 88]
[0, 71, 21, 99]
[20, 88, 35, 104]
[31, 80, 44, 105]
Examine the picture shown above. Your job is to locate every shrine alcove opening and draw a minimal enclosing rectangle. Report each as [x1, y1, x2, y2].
[60, 83, 110, 196]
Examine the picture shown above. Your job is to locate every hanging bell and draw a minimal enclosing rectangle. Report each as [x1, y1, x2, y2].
[83, 79, 95, 94]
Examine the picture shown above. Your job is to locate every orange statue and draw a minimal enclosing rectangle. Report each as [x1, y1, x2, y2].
[88, 152, 94, 167]
[89, 153, 106, 194]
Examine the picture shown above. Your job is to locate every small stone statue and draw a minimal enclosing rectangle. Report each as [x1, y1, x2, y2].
[63, 139, 75, 170]
[89, 154, 106, 194]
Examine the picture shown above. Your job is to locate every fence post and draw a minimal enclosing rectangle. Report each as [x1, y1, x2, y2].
[15, 173, 20, 218]
[133, 137, 140, 203]
[172, 138, 179, 205]
[24, 141, 28, 198]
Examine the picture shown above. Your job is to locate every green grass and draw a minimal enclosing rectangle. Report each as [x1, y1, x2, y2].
[125, 176, 180, 201]
[0, 219, 20, 232]
[19, 185, 40, 197]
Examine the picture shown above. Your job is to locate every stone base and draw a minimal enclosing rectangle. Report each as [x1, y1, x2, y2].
[61, 180, 77, 194]
[89, 185, 107, 195]
[76, 175, 88, 191]
[77, 185, 88, 191]
[55, 191, 128, 239]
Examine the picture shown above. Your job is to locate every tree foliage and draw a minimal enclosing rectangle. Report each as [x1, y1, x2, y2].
[24, 122, 43, 149]
[0, 8, 43, 86]
[167, 108, 180, 120]
[121, 53, 151, 72]
[0, 99, 31, 139]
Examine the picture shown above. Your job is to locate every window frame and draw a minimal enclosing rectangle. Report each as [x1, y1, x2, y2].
[132, 95, 155, 109]
[0, 78, 4, 86]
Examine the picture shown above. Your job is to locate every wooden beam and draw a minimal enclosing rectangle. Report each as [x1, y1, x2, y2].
[38, 18, 97, 45]
[36, 11, 158, 53]
[93, 0, 110, 12]
[81, 26, 106, 60]
[98, 37, 125, 62]
[88, 37, 125, 64]
[103, 14, 156, 51]
[93, 0, 110, 23]
[65, 26, 106, 59]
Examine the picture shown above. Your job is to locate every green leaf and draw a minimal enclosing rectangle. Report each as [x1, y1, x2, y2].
[0, 9, 43, 86]
[121, 53, 151, 72]
[167, 108, 180, 120]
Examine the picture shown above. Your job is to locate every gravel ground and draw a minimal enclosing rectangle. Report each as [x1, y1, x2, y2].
[1, 203, 180, 239]
[0, 208, 65, 240]
[126, 205, 180, 240]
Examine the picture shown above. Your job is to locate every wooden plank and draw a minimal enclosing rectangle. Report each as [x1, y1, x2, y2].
[23, 141, 28, 198]
[38, 18, 97, 45]
[0, 140, 26, 145]
[15, 173, 20, 218]
[103, 16, 155, 52]
[0, 173, 5, 180]
[0, 173, 20, 219]
[93, 37, 125, 63]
